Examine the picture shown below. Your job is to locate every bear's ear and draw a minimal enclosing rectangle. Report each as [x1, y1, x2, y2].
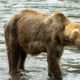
[71, 29, 80, 39]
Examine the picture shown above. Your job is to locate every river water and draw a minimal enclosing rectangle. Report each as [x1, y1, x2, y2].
[0, 0, 80, 80]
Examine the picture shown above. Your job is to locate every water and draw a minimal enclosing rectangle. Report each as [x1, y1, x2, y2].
[0, 0, 80, 80]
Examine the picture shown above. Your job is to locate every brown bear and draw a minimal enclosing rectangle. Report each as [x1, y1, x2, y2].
[4, 9, 71, 80]
[64, 22, 80, 49]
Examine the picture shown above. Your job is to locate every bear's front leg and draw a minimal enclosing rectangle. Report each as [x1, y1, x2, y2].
[47, 47, 63, 80]
[18, 49, 27, 70]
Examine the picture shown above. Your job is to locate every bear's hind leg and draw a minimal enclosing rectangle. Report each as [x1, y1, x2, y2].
[9, 43, 21, 76]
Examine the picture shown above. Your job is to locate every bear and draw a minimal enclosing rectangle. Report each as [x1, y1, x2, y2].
[64, 22, 80, 49]
[4, 9, 71, 80]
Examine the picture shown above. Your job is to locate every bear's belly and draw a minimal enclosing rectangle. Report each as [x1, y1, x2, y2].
[27, 41, 46, 55]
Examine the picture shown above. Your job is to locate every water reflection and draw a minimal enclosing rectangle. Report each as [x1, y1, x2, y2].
[9, 73, 57, 80]
[0, 0, 80, 80]
[9, 73, 30, 80]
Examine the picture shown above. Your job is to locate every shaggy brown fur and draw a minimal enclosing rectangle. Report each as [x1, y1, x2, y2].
[4, 9, 70, 80]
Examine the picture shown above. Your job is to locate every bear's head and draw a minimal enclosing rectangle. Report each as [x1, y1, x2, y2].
[64, 22, 80, 49]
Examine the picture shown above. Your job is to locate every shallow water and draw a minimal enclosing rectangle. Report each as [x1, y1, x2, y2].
[0, 0, 80, 80]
